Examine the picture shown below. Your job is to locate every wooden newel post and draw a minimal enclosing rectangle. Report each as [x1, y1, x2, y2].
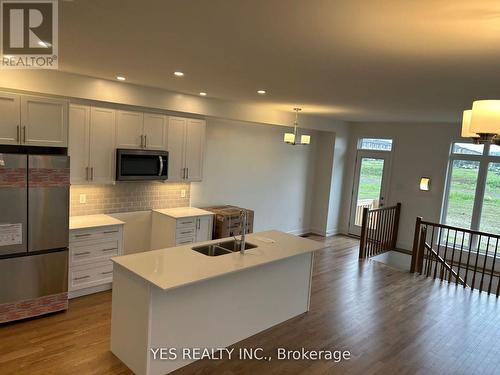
[391, 202, 401, 250]
[358, 207, 369, 259]
[410, 216, 422, 273]
[416, 226, 426, 274]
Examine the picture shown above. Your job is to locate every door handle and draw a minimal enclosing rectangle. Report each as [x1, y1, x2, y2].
[140, 135, 144, 148]
[144, 135, 147, 148]
[91, 167, 94, 181]
[85, 166, 89, 181]
[17, 125, 20, 143]
[23, 126, 26, 143]
[186, 168, 189, 179]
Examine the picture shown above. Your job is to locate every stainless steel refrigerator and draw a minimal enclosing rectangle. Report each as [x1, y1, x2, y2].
[0, 153, 69, 323]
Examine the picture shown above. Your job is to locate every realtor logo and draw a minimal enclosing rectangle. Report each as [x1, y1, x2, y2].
[1, 0, 58, 69]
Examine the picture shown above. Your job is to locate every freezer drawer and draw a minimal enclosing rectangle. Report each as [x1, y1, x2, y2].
[0, 153, 27, 257]
[0, 250, 68, 304]
[28, 155, 69, 253]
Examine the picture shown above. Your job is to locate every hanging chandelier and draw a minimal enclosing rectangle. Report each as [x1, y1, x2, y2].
[283, 108, 311, 145]
[461, 100, 500, 145]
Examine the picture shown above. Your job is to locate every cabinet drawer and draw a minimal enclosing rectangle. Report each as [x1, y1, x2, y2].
[176, 237, 195, 246]
[176, 218, 196, 228]
[176, 227, 196, 239]
[69, 261, 114, 291]
[70, 239, 119, 267]
[70, 226, 121, 243]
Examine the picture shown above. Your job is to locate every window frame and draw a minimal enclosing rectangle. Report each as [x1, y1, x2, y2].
[441, 141, 500, 233]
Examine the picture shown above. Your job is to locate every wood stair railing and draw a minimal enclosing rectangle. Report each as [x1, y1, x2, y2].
[411, 217, 500, 296]
[359, 203, 401, 259]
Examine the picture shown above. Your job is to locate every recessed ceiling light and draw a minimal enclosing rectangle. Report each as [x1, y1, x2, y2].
[199, 92, 207, 96]
[116, 76, 126, 81]
[257, 90, 266, 95]
[174, 71, 184, 77]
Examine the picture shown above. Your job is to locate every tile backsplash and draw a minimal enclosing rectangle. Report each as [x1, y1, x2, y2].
[70, 182, 190, 216]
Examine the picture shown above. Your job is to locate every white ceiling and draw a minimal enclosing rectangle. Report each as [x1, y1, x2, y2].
[59, 0, 500, 122]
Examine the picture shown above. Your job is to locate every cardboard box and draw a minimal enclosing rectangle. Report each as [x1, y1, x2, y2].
[202, 205, 254, 239]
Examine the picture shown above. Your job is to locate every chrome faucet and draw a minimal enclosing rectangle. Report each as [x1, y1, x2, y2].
[239, 209, 248, 254]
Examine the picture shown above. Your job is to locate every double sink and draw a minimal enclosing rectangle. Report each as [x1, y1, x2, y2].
[192, 239, 257, 257]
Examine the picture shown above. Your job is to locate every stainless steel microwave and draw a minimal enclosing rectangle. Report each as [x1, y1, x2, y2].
[116, 149, 169, 181]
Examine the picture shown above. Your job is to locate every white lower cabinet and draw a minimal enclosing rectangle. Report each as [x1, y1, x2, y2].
[68, 224, 123, 298]
[151, 212, 213, 249]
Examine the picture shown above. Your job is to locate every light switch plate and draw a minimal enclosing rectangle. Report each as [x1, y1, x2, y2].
[79, 194, 87, 204]
[180, 189, 186, 198]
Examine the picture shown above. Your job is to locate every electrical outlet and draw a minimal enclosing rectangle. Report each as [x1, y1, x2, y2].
[79, 194, 87, 204]
[180, 189, 186, 198]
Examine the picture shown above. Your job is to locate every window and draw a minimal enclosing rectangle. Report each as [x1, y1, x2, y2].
[443, 142, 500, 236]
[358, 138, 393, 151]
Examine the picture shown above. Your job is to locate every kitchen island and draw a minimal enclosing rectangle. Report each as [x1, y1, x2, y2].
[110, 230, 326, 375]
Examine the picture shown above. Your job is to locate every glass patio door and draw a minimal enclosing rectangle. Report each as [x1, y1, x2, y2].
[349, 150, 391, 236]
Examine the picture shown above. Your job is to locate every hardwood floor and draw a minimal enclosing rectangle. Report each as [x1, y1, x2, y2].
[2, 235, 500, 375]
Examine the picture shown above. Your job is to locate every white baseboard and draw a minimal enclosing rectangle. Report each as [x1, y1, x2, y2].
[287, 228, 310, 236]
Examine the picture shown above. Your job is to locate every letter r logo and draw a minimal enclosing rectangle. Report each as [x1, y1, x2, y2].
[2, 1, 54, 54]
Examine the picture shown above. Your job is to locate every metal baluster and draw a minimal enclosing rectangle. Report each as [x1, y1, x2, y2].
[448, 229, 458, 283]
[464, 233, 474, 288]
[433, 227, 443, 280]
[471, 235, 482, 292]
[479, 237, 491, 293]
[488, 238, 498, 295]
[456, 230, 466, 286]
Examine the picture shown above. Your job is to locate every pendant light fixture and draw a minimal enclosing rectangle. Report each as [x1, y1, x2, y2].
[461, 100, 500, 145]
[284, 108, 311, 145]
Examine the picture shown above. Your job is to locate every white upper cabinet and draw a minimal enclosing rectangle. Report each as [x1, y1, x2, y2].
[167, 117, 187, 182]
[89, 107, 116, 184]
[116, 110, 143, 149]
[0, 92, 68, 147]
[167, 116, 205, 182]
[69, 105, 90, 185]
[143, 113, 167, 150]
[184, 119, 205, 181]
[0, 92, 20, 145]
[21, 95, 68, 147]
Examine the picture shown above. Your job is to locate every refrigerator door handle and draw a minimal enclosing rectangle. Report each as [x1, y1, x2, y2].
[17, 125, 20, 143]
[91, 167, 94, 181]
[22, 126, 26, 143]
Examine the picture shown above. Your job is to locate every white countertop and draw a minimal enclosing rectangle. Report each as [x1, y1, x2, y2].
[112, 230, 326, 291]
[69, 214, 125, 230]
[153, 207, 214, 219]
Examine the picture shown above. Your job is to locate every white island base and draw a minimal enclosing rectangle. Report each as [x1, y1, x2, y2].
[111, 231, 323, 375]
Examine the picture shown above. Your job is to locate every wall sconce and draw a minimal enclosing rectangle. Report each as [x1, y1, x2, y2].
[420, 177, 431, 191]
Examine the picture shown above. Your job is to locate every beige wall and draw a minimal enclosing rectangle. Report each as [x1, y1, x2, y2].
[70, 182, 190, 216]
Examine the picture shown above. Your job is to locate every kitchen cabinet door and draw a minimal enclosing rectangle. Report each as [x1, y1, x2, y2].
[167, 117, 186, 182]
[184, 119, 205, 181]
[21, 95, 68, 147]
[69, 105, 90, 184]
[116, 110, 143, 149]
[0, 92, 20, 145]
[195, 216, 212, 243]
[143, 113, 167, 150]
[89, 107, 116, 184]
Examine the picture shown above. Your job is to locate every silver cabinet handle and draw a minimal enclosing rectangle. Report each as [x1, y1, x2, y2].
[17, 125, 20, 143]
[101, 271, 113, 275]
[23, 126, 26, 143]
[144, 135, 147, 148]
[74, 251, 91, 256]
[101, 248, 117, 252]
[140, 135, 144, 148]
[186, 167, 189, 179]
[91, 167, 94, 181]
[85, 166, 89, 181]
[178, 240, 192, 244]
[197, 218, 200, 230]
[74, 233, 91, 238]
[180, 231, 192, 235]
[74, 275, 90, 281]
[103, 230, 118, 234]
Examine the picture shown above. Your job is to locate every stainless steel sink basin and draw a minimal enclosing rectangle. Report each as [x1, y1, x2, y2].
[218, 240, 257, 252]
[192, 244, 232, 257]
[192, 240, 257, 256]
